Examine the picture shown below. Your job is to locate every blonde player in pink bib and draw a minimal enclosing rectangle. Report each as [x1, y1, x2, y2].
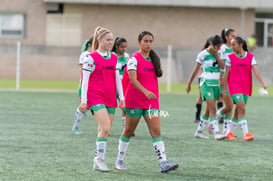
[115, 31, 179, 173]
[222, 36, 267, 141]
[79, 27, 125, 172]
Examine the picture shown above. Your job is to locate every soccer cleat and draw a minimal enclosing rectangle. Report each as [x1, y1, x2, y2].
[214, 132, 226, 140]
[242, 132, 254, 141]
[226, 131, 236, 140]
[194, 131, 209, 139]
[72, 126, 82, 134]
[160, 160, 179, 173]
[93, 158, 109, 172]
[115, 160, 127, 170]
[194, 119, 200, 123]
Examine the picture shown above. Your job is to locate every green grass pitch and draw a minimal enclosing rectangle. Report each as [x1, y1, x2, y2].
[0, 79, 271, 95]
[0, 90, 273, 180]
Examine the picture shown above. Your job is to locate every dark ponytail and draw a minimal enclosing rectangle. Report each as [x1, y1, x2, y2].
[202, 37, 211, 50]
[138, 31, 163, 77]
[111, 37, 127, 52]
[149, 49, 163, 77]
[82, 36, 94, 52]
[202, 35, 222, 50]
[234, 36, 248, 52]
[221, 28, 235, 43]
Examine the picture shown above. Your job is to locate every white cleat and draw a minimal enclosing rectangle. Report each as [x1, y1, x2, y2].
[115, 160, 127, 170]
[72, 126, 82, 134]
[194, 131, 209, 139]
[214, 132, 226, 140]
[160, 160, 179, 173]
[93, 158, 109, 172]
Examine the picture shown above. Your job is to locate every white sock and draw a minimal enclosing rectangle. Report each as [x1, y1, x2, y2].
[153, 138, 167, 163]
[95, 138, 107, 160]
[73, 107, 83, 127]
[230, 120, 237, 132]
[216, 109, 224, 119]
[209, 119, 220, 133]
[197, 115, 209, 132]
[117, 139, 129, 161]
[223, 116, 232, 134]
[239, 119, 248, 135]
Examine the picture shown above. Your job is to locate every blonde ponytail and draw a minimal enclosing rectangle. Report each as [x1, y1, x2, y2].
[91, 26, 111, 52]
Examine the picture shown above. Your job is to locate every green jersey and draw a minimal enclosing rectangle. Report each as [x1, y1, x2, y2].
[196, 49, 221, 87]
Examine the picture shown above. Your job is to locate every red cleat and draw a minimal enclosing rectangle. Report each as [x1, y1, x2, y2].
[242, 132, 254, 141]
[226, 132, 236, 140]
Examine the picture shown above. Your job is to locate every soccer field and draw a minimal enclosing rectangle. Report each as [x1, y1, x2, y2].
[0, 91, 272, 181]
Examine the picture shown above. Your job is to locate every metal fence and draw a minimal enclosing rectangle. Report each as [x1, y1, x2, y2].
[0, 44, 272, 85]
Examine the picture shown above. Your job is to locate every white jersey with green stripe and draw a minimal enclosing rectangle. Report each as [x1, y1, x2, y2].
[220, 44, 233, 76]
[221, 44, 233, 60]
[196, 49, 221, 87]
[79, 51, 90, 65]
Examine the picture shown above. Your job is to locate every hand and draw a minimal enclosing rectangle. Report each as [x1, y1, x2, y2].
[222, 88, 227, 96]
[186, 83, 191, 94]
[144, 90, 156, 100]
[208, 46, 218, 56]
[263, 84, 267, 90]
[79, 103, 87, 113]
[119, 99, 125, 110]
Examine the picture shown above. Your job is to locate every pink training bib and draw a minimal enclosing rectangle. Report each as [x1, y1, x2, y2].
[123, 52, 159, 109]
[87, 51, 118, 108]
[228, 52, 253, 96]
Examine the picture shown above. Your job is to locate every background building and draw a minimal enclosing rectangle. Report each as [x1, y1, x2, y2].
[1, 0, 273, 83]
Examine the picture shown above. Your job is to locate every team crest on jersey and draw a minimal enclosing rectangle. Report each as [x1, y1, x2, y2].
[130, 109, 136, 115]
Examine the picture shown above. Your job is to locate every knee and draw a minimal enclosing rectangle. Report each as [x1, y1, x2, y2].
[225, 107, 233, 114]
[99, 126, 110, 137]
[150, 128, 161, 138]
[197, 98, 202, 104]
[123, 127, 135, 138]
[237, 106, 245, 115]
[208, 105, 216, 115]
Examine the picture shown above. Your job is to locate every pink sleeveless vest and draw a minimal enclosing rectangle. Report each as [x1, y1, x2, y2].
[228, 52, 253, 96]
[87, 51, 118, 108]
[123, 52, 159, 109]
